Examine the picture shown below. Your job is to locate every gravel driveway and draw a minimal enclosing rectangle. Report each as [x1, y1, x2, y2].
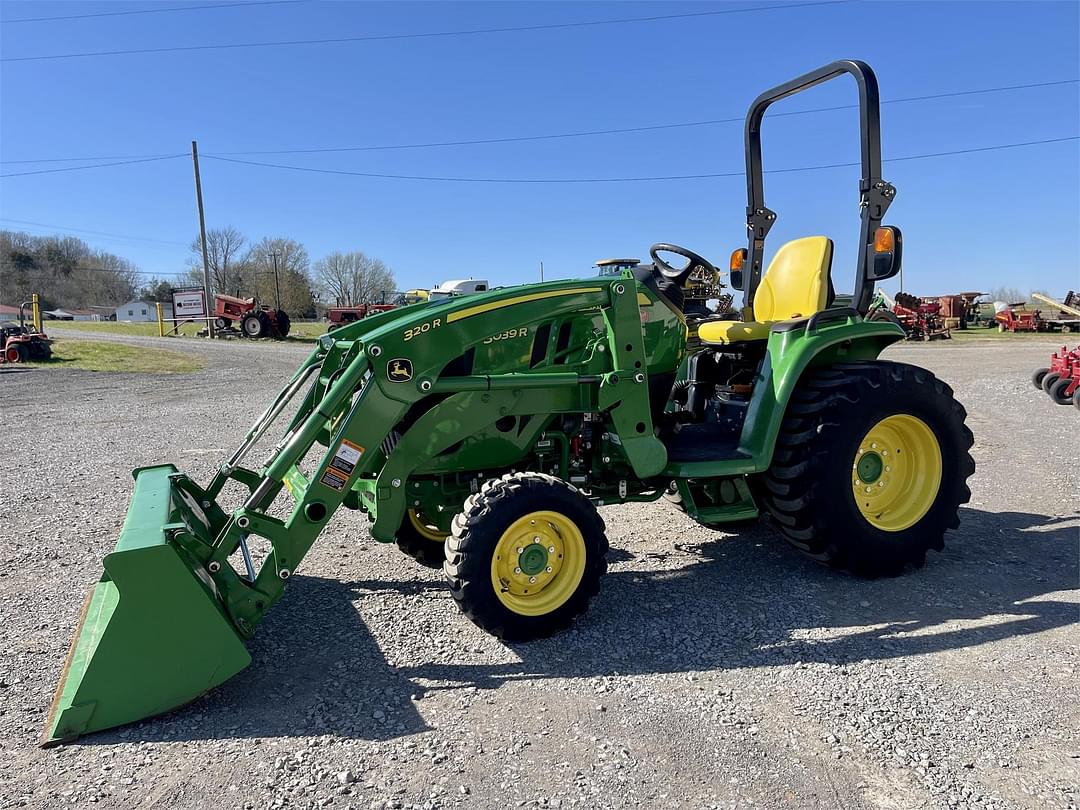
[2, 333, 1076, 810]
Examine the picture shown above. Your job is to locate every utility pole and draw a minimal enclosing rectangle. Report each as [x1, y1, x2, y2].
[269, 250, 282, 310]
[540, 261, 544, 283]
[191, 140, 215, 338]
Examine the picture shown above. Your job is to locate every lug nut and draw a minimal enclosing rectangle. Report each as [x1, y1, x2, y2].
[514, 567, 521, 574]
[548, 546, 555, 553]
[545, 566, 552, 573]
[517, 547, 524, 554]
[533, 536, 541, 544]
[529, 576, 537, 584]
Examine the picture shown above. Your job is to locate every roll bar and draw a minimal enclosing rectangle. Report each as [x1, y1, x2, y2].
[740, 60, 896, 315]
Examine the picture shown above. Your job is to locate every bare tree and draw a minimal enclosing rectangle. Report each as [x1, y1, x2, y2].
[247, 237, 315, 315]
[314, 251, 396, 306]
[188, 226, 249, 295]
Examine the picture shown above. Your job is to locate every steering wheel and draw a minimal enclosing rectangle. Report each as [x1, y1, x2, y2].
[649, 243, 717, 283]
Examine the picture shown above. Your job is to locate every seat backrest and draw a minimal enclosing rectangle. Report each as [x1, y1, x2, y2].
[753, 236, 834, 323]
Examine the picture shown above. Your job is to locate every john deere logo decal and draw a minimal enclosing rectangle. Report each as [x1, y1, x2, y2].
[387, 358, 413, 382]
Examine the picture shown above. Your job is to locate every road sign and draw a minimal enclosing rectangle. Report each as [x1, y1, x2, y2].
[172, 288, 206, 319]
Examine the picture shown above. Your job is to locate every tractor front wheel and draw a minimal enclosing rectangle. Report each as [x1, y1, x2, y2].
[396, 509, 449, 568]
[444, 472, 607, 640]
[763, 361, 974, 577]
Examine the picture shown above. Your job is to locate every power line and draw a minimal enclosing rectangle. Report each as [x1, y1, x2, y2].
[0, 154, 186, 178]
[0, 218, 189, 247]
[3, 77, 1075, 166]
[2, 0, 303, 24]
[2, 1, 847, 63]
[201, 135, 1079, 184]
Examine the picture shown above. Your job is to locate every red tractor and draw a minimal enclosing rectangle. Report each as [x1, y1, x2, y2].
[213, 294, 291, 339]
[1033, 346, 1080, 409]
[1, 301, 52, 363]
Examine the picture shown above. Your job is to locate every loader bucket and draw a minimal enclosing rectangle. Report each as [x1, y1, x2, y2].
[43, 464, 251, 746]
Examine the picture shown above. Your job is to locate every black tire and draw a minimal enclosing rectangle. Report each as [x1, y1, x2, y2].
[1049, 376, 1074, 405]
[868, 310, 902, 327]
[29, 340, 51, 360]
[241, 312, 265, 338]
[1042, 372, 1060, 394]
[762, 361, 974, 577]
[444, 472, 607, 640]
[275, 310, 291, 339]
[1032, 367, 1050, 389]
[1074, 391, 1080, 412]
[395, 509, 448, 568]
[215, 317, 230, 330]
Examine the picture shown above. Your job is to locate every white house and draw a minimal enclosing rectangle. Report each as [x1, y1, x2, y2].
[116, 300, 172, 322]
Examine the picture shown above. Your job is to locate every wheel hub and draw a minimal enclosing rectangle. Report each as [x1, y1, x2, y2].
[856, 450, 884, 483]
[518, 541, 549, 576]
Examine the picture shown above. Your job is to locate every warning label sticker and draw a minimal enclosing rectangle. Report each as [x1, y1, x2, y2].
[319, 468, 348, 492]
[321, 440, 365, 491]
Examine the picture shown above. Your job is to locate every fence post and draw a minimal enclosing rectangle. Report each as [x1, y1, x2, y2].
[156, 303, 164, 337]
[32, 293, 42, 332]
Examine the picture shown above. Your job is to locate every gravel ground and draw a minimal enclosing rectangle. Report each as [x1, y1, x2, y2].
[1, 333, 1077, 810]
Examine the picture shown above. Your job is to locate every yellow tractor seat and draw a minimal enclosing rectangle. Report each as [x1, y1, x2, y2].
[699, 236, 834, 345]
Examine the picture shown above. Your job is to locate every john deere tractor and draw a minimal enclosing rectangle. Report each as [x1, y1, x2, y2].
[45, 60, 974, 745]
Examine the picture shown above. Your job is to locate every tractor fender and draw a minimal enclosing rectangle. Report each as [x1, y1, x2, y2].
[737, 318, 904, 471]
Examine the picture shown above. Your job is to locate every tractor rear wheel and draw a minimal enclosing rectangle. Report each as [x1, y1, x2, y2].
[1048, 376, 1074, 405]
[396, 509, 449, 568]
[762, 361, 974, 577]
[274, 310, 291, 339]
[1041, 372, 1061, 394]
[1032, 367, 1050, 389]
[444, 472, 607, 640]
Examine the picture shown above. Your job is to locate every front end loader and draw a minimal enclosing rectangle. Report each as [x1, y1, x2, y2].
[45, 60, 975, 745]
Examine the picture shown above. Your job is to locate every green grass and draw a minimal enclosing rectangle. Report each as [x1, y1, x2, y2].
[948, 327, 1073, 342]
[27, 339, 206, 373]
[42, 319, 327, 342]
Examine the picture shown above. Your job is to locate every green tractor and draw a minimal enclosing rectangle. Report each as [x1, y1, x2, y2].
[45, 60, 974, 745]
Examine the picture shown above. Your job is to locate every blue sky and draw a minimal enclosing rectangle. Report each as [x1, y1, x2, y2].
[2, 0, 1078, 299]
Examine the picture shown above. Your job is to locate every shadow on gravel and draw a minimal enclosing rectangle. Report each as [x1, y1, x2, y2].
[85, 507, 1076, 746]
[397, 507, 1078, 693]
[88, 575, 433, 747]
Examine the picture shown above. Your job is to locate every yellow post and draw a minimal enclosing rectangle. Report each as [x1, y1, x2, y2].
[32, 293, 42, 332]
[156, 302, 165, 337]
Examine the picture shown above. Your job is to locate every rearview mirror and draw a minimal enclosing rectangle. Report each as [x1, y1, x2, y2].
[869, 226, 902, 280]
[729, 248, 747, 290]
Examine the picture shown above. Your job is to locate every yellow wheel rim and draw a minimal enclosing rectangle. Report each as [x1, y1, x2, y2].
[490, 510, 587, 617]
[407, 509, 448, 542]
[852, 414, 942, 532]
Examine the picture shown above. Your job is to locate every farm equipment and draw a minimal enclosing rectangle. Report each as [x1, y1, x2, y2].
[1031, 292, 1080, 334]
[869, 291, 950, 340]
[326, 290, 429, 331]
[994, 302, 1042, 333]
[213, 293, 291, 339]
[1032, 345, 1080, 407]
[1, 299, 52, 363]
[326, 302, 398, 330]
[44, 60, 975, 746]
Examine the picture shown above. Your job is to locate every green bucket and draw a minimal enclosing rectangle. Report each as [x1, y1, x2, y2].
[43, 464, 251, 746]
